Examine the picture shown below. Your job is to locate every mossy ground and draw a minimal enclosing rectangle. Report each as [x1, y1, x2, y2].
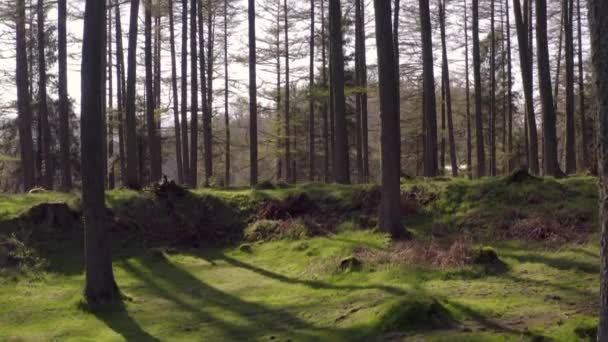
[0, 175, 600, 341]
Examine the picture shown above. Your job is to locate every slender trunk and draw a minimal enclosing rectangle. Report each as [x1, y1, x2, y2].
[576, 0, 587, 171]
[58, 0, 71, 191]
[181, 0, 190, 184]
[198, 0, 211, 187]
[465, 0, 472, 179]
[329, 0, 349, 184]
[321, 0, 329, 183]
[108, 3, 114, 190]
[472, 0, 485, 177]
[223, 0, 230, 186]
[190, 0, 199, 187]
[439, 0, 457, 176]
[205, 0, 214, 184]
[275, 1, 282, 181]
[249, 0, 258, 186]
[284, 0, 292, 183]
[115, 0, 126, 186]
[535, 0, 562, 177]
[421, 0, 438, 177]
[145, 1, 162, 183]
[81, 0, 119, 304]
[489, 0, 496, 176]
[125, 0, 141, 189]
[506, 0, 513, 172]
[564, 0, 576, 174]
[16, 0, 35, 191]
[355, 0, 364, 182]
[393, 0, 400, 175]
[309, 0, 315, 181]
[169, 0, 184, 184]
[513, 0, 539, 174]
[553, 10, 563, 112]
[373, 0, 407, 240]
[37, 0, 53, 189]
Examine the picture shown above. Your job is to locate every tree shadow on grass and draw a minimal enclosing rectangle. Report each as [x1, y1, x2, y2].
[120, 253, 358, 341]
[205, 252, 408, 296]
[79, 297, 160, 342]
[500, 249, 599, 274]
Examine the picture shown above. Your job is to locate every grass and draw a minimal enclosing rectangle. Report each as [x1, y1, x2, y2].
[0, 175, 601, 341]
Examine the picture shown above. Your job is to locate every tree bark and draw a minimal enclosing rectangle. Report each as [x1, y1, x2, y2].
[564, 0, 576, 174]
[439, 0, 458, 177]
[249, 0, 258, 186]
[535, 0, 563, 177]
[421, 0, 438, 177]
[58, 0, 71, 191]
[321, 0, 329, 183]
[329, 0, 349, 184]
[125, 0, 141, 189]
[37, 0, 53, 189]
[284, 0, 291, 183]
[373, 0, 407, 240]
[590, 0, 608, 335]
[108, 3, 115, 190]
[198, 0, 211, 187]
[308, 0, 315, 182]
[115, 0, 126, 186]
[355, 0, 369, 182]
[190, 0, 199, 187]
[506, 0, 513, 172]
[576, 0, 587, 171]
[204, 0, 214, 185]
[513, 0, 539, 174]
[223, 0, 231, 186]
[465, 0, 472, 179]
[168, 0, 184, 184]
[145, 0, 162, 183]
[490, 0, 497, 176]
[181, 0, 190, 184]
[16, 0, 35, 192]
[81, 0, 119, 304]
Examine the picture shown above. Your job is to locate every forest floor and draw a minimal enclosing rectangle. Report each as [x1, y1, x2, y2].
[0, 174, 601, 341]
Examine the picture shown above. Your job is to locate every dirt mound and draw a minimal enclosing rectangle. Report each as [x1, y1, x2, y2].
[505, 167, 541, 183]
[257, 193, 319, 220]
[502, 214, 589, 245]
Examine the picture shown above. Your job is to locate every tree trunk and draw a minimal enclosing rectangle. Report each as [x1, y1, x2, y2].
[249, 0, 258, 186]
[181, 0, 190, 185]
[115, 0, 126, 186]
[37, 0, 53, 189]
[420, 0, 438, 177]
[308, 0, 315, 182]
[58, 0, 71, 191]
[284, 0, 291, 183]
[321, 0, 329, 183]
[373, 0, 408, 240]
[564, 0, 576, 174]
[576, 0, 587, 171]
[145, 0, 162, 183]
[198, 0, 211, 187]
[490, 0, 496, 176]
[329, 0, 349, 184]
[204, 0, 214, 185]
[16, 0, 35, 192]
[125, 0, 141, 189]
[81, 0, 119, 304]
[535, 0, 563, 177]
[513, 0, 539, 174]
[439, 0, 458, 177]
[190, 0, 199, 187]
[223, 0, 230, 186]
[465, 0, 472, 179]
[168, 0, 183, 184]
[590, 0, 608, 338]
[355, 0, 369, 182]
[506, 0, 513, 172]
[108, 3, 115, 190]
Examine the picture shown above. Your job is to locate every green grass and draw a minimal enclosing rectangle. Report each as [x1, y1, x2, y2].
[0, 176, 601, 341]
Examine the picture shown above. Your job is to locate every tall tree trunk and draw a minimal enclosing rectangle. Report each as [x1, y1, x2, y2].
[490, 0, 497, 176]
[373, 0, 408, 240]
[248, 0, 258, 186]
[275, 0, 282, 182]
[37, 0, 53, 189]
[564, 0, 576, 174]
[465, 0, 472, 179]
[472, 0, 485, 177]
[329, 0, 349, 184]
[506, 0, 513, 172]
[284, 0, 291, 183]
[16, 0, 35, 191]
[421, 0, 438, 177]
[115, 0, 126, 186]
[125, 0, 141, 189]
[190, 0, 199, 187]
[58, 0, 71, 191]
[181, 0, 190, 185]
[590, 0, 608, 338]
[576, 0, 587, 171]
[513, 0, 539, 174]
[355, 0, 369, 182]
[81, 0, 119, 304]
[535, 0, 562, 177]
[169, 0, 184, 184]
[554, 10, 563, 112]
[393, 0, 400, 175]
[439, 0, 458, 177]
[198, 0, 211, 187]
[308, 0, 315, 181]
[204, 0, 214, 184]
[321, 0, 329, 183]
[108, 2, 115, 190]
[223, 0, 230, 186]
[355, 0, 364, 182]
[145, 0, 162, 183]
